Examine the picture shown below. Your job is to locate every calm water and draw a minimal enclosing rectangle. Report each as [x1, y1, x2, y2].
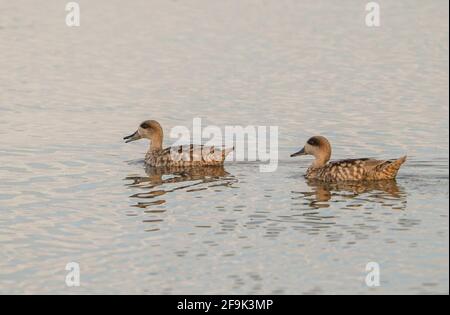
[0, 0, 448, 294]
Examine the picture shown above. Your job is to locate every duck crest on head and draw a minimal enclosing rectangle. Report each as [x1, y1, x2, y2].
[306, 136, 332, 168]
[139, 120, 164, 151]
[291, 136, 332, 168]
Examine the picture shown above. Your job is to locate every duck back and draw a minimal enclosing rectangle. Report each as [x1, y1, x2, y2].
[146, 144, 233, 167]
[365, 156, 407, 180]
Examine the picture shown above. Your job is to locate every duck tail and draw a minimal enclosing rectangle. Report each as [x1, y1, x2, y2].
[381, 155, 407, 179]
[220, 146, 234, 160]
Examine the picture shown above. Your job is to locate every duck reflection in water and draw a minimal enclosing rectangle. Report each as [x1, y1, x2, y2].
[302, 179, 406, 208]
[125, 166, 236, 208]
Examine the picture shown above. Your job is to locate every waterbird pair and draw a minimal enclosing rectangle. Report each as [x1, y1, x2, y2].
[124, 120, 406, 182]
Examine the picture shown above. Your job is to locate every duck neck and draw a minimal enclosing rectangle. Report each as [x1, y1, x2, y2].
[311, 146, 331, 168]
[149, 130, 163, 152]
[312, 157, 329, 168]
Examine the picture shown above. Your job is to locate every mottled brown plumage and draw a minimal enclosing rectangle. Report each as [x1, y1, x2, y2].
[124, 120, 234, 167]
[291, 136, 406, 182]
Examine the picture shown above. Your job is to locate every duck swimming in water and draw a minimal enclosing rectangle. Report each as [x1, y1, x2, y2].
[291, 136, 406, 182]
[124, 120, 234, 167]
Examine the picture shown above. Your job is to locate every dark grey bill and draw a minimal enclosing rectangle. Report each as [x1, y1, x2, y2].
[290, 147, 306, 157]
[123, 131, 142, 143]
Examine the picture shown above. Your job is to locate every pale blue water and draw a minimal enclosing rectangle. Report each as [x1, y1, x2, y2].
[0, 0, 448, 294]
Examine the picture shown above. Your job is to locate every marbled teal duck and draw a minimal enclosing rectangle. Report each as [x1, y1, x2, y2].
[124, 120, 234, 167]
[291, 136, 406, 181]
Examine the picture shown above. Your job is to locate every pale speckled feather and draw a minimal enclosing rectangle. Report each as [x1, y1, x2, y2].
[145, 145, 233, 167]
[306, 156, 407, 181]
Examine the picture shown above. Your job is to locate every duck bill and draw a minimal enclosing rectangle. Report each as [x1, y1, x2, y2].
[123, 131, 142, 143]
[290, 147, 306, 157]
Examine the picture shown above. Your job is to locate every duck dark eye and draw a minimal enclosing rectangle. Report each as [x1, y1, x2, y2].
[307, 137, 319, 146]
[140, 122, 150, 129]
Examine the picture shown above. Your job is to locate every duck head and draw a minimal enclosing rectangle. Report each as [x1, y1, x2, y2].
[124, 120, 164, 149]
[291, 136, 332, 168]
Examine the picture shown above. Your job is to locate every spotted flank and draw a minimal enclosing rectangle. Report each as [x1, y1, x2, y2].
[146, 144, 234, 167]
[306, 156, 407, 181]
[124, 120, 234, 167]
[292, 136, 407, 182]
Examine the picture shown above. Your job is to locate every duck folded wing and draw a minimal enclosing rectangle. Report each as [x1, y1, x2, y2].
[319, 159, 370, 181]
[366, 156, 407, 180]
[160, 145, 233, 164]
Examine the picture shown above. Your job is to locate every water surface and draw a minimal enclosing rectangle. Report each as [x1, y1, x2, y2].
[0, 0, 448, 294]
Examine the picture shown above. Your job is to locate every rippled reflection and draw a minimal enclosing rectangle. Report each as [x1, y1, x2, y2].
[303, 179, 405, 206]
[125, 165, 237, 209]
[284, 179, 409, 241]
